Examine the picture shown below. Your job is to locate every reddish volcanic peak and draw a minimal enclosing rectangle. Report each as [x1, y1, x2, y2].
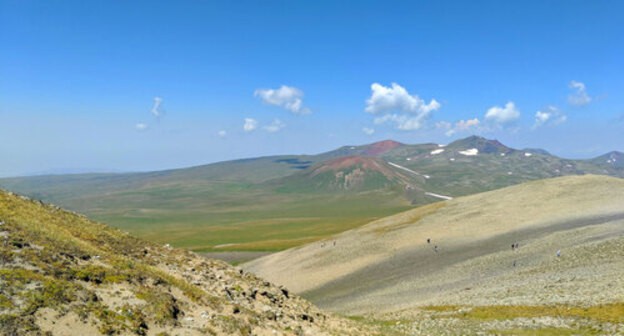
[363, 140, 403, 156]
[325, 156, 379, 170]
[323, 156, 384, 170]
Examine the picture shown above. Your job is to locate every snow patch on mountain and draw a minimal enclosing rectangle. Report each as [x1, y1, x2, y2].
[458, 148, 478, 156]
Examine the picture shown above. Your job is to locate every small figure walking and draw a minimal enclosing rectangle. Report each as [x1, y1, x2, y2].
[511, 243, 515, 251]
[427, 238, 431, 244]
[434, 245, 438, 253]
[556, 249, 561, 257]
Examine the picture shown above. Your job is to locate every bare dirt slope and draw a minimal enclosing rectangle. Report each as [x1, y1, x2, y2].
[243, 175, 624, 316]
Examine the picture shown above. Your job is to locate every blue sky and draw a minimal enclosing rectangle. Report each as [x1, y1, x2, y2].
[1, 0, 623, 176]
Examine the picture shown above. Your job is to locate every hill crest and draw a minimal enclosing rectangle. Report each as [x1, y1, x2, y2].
[591, 151, 624, 168]
[244, 175, 624, 315]
[311, 156, 392, 175]
[360, 139, 404, 156]
[447, 135, 514, 154]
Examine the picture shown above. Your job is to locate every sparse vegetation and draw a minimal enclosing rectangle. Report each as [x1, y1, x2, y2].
[135, 288, 181, 326]
[0, 189, 380, 335]
[372, 201, 446, 234]
[247, 175, 624, 335]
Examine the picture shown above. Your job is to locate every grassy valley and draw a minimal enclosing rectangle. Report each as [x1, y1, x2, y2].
[1, 136, 622, 252]
[0, 189, 382, 335]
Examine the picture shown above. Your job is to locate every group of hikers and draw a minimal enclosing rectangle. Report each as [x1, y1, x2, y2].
[320, 240, 336, 248]
[423, 236, 561, 267]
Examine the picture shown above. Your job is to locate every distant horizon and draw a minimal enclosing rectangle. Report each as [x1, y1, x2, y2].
[5, 134, 622, 179]
[2, 1, 623, 177]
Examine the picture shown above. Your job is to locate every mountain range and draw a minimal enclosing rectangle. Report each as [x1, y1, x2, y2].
[1, 136, 622, 252]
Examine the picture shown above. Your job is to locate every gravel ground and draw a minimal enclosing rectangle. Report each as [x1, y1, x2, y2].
[244, 176, 624, 334]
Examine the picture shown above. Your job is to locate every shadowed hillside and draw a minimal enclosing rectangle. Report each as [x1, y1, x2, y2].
[244, 175, 624, 334]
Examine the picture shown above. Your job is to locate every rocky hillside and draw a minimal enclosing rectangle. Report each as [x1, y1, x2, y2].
[0, 190, 378, 336]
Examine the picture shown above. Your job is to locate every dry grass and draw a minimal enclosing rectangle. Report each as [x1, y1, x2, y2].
[371, 201, 446, 235]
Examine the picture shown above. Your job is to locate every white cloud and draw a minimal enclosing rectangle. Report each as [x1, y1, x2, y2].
[532, 106, 567, 129]
[263, 119, 286, 133]
[365, 83, 440, 114]
[217, 130, 227, 137]
[362, 127, 375, 135]
[254, 85, 310, 115]
[535, 111, 550, 124]
[435, 121, 452, 130]
[365, 83, 440, 131]
[456, 118, 480, 130]
[438, 118, 480, 136]
[151, 97, 164, 117]
[485, 101, 520, 125]
[450, 118, 480, 136]
[136, 97, 163, 130]
[243, 118, 258, 132]
[568, 80, 591, 106]
[374, 114, 429, 131]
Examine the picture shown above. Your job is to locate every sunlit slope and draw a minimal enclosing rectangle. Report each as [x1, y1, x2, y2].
[243, 175, 624, 314]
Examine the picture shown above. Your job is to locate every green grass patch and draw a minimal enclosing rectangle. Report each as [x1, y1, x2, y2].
[343, 315, 404, 336]
[0, 293, 14, 309]
[424, 303, 624, 324]
[96, 191, 412, 252]
[1, 169, 414, 252]
[421, 304, 461, 312]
